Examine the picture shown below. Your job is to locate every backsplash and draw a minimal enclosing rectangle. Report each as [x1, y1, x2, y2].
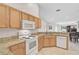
[0, 28, 18, 38]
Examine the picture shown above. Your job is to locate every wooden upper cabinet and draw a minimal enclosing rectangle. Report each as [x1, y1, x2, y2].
[22, 12, 29, 20]
[0, 4, 9, 28]
[34, 17, 39, 28]
[28, 15, 34, 21]
[22, 13, 41, 29]
[10, 8, 21, 29]
[34, 17, 41, 28]
[38, 18, 41, 28]
[0, 4, 41, 29]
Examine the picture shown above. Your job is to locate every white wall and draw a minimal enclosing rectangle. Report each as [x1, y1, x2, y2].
[75, 21, 79, 32]
[5, 3, 39, 17]
[38, 21, 57, 32]
[46, 24, 56, 32]
[38, 20, 47, 32]
[56, 21, 78, 32]
[54, 24, 62, 32]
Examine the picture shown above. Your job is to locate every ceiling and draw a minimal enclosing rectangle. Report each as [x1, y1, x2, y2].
[39, 3, 79, 25]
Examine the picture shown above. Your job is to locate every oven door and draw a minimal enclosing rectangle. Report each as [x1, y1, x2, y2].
[28, 40, 38, 55]
[29, 40, 36, 49]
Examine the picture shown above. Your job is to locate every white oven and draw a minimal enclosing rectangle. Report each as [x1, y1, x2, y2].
[19, 30, 38, 55]
[19, 36, 38, 55]
[26, 36, 38, 55]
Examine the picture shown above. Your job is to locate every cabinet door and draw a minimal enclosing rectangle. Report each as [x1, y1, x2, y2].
[9, 42, 26, 55]
[18, 42, 26, 54]
[9, 44, 20, 55]
[38, 19, 41, 28]
[38, 36, 43, 51]
[28, 15, 34, 21]
[0, 4, 9, 28]
[43, 36, 50, 47]
[10, 8, 21, 28]
[38, 37, 41, 51]
[49, 36, 56, 47]
[34, 17, 41, 28]
[34, 17, 39, 28]
[22, 13, 29, 20]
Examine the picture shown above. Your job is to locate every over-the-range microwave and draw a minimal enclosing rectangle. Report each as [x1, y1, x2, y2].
[21, 20, 35, 30]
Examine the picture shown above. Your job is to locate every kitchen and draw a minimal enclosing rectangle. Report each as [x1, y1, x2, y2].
[0, 3, 79, 55]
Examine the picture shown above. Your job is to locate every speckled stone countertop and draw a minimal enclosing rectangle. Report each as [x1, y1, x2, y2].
[32, 32, 69, 37]
[4, 39, 25, 48]
[0, 36, 25, 55]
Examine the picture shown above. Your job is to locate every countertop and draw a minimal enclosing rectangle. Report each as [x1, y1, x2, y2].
[32, 32, 69, 37]
[2, 39, 25, 48]
[0, 36, 25, 55]
[0, 32, 69, 55]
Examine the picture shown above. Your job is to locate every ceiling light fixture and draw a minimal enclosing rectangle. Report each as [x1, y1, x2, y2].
[56, 9, 61, 12]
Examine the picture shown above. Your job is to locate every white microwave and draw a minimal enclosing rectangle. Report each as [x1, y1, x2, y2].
[22, 20, 35, 30]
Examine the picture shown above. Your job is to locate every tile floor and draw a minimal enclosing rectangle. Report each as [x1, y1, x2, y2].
[38, 40, 79, 55]
[38, 47, 79, 55]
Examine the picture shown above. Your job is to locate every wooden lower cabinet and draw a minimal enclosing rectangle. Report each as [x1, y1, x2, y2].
[43, 36, 50, 47]
[38, 35, 56, 51]
[9, 42, 26, 55]
[38, 36, 44, 51]
[49, 36, 56, 47]
[43, 35, 56, 47]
